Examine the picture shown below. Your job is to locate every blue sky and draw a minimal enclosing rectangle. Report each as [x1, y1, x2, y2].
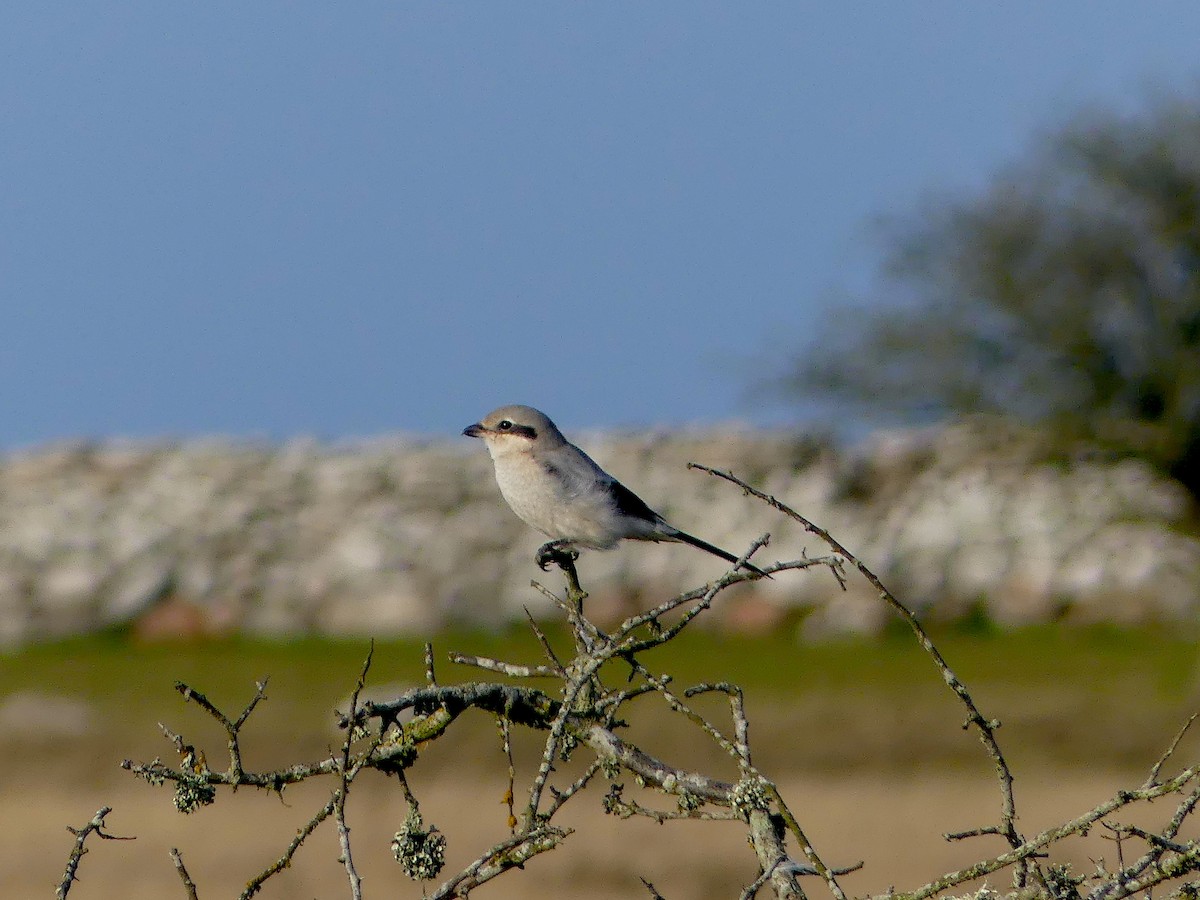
[3, 4, 1199, 448]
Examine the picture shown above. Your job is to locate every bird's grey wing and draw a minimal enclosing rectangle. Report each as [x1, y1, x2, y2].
[542, 443, 617, 498]
[542, 459, 582, 496]
[608, 478, 663, 526]
[544, 441, 666, 532]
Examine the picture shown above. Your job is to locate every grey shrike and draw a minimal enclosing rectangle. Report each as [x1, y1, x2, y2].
[463, 405, 767, 577]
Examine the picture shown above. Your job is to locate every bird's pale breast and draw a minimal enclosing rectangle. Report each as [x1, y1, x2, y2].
[490, 450, 620, 549]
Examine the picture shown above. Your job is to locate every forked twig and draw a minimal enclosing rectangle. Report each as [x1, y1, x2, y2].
[56, 807, 133, 900]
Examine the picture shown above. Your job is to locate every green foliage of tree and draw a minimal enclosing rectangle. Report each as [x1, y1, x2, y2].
[785, 95, 1200, 499]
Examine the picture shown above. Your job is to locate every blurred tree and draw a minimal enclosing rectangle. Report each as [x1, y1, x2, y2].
[784, 95, 1200, 501]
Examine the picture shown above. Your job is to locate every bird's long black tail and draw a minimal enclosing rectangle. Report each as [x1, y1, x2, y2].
[672, 530, 770, 578]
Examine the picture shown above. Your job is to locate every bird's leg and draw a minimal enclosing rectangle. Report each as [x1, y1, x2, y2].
[536, 540, 589, 627]
[535, 539, 579, 573]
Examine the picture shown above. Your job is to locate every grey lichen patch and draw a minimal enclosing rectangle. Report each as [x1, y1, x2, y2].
[729, 775, 772, 818]
[172, 772, 217, 814]
[391, 808, 446, 882]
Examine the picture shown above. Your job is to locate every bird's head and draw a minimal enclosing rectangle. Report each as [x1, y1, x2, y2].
[463, 405, 566, 457]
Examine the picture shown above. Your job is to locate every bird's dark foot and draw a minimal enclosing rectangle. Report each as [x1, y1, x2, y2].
[536, 540, 579, 572]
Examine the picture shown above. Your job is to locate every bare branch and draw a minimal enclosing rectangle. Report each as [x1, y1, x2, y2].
[691, 463, 1031, 882]
[428, 826, 570, 900]
[524, 606, 567, 674]
[169, 848, 199, 900]
[945, 826, 1005, 842]
[448, 651, 561, 678]
[686, 682, 753, 768]
[239, 795, 336, 900]
[334, 644, 375, 900]
[424, 640, 437, 686]
[173, 678, 268, 782]
[1145, 713, 1198, 788]
[56, 807, 133, 900]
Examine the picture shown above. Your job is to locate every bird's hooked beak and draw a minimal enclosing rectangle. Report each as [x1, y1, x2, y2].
[463, 422, 486, 438]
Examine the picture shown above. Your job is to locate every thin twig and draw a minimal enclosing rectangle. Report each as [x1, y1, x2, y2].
[630, 662, 744, 766]
[239, 796, 337, 900]
[607, 794, 738, 823]
[766, 784, 848, 900]
[334, 643, 374, 900]
[57, 807, 133, 900]
[429, 826, 570, 900]
[424, 641, 437, 686]
[170, 848, 200, 900]
[1145, 713, 1198, 788]
[945, 826, 1004, 842]
[523, 606, 567, 674]
[449, 652, 561, 678]
[499, 715, 517, 831]
[686, 682, 753, 768]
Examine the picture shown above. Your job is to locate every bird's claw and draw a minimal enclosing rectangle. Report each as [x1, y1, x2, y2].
[536, 541, 579, 572]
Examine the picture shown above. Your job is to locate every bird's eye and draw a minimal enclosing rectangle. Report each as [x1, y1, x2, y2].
[497, 420, 513, 431]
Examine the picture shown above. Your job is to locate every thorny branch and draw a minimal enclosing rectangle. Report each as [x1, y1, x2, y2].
[688, 463, 1200, 900]
[690, 463, 1035, 887]
[110, 495, 841, 897]
[56, 807, 133, 900]
[57, 462, 1200, 900]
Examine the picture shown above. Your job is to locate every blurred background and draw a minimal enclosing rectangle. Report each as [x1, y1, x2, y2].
[5, 4, 1200, 898]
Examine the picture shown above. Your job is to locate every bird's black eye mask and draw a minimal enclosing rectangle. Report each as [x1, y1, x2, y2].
[496, 420, 537, 440]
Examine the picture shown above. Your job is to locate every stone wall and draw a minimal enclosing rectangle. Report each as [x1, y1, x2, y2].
[1, 421, 1197, 645]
